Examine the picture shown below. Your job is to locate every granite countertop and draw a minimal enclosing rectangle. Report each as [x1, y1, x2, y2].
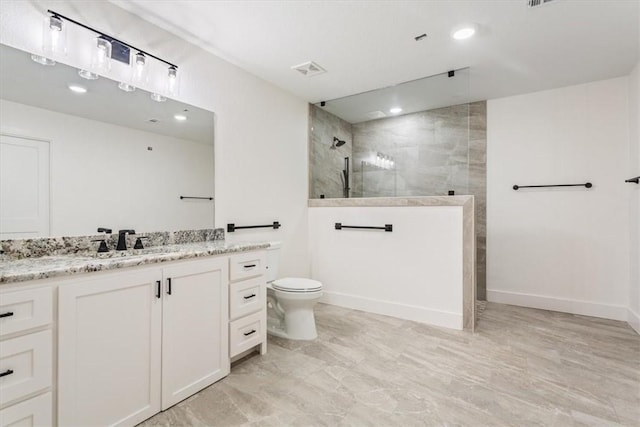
[0, 241, 270, 285]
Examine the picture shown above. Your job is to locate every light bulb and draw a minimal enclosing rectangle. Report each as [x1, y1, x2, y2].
[167, 66, 179, 96]
[42, 15, 66, 57]
[90, 36, 112, 74]
[131, 52, 147, 85]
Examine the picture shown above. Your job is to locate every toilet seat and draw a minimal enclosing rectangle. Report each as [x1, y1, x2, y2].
[272, 278, 323, 293]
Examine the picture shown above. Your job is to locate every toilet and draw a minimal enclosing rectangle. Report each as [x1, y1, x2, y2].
[266, 243, 323, 340]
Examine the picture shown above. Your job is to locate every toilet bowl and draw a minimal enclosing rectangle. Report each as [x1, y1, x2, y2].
[266, 244, 323, 340]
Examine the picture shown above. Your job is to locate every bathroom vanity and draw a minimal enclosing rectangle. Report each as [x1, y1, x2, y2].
[0, 239, 269, 427]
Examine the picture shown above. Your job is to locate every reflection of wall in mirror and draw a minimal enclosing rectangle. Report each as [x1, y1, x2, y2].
[0, 99, 214, 237]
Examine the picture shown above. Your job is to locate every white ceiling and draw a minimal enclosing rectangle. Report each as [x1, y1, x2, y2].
[112, 0, 639, 104]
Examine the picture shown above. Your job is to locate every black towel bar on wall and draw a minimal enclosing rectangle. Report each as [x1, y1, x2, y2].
[512, 182, 592, 190]
[180, 196, 214, 200]
[625, 176, 640, 184]
[334, 223, 393, 232]
[227, 221, 281, 232]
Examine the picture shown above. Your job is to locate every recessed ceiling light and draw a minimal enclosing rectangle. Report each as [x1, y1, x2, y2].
[451, 24, 477, 40]
[68, 84, 87, 94]
[174, 114, 187, 121]
[389, 107, 403, 114]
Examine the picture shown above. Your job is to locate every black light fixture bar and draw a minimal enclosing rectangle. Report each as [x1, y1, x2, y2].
[625, 176, 639, 184]
[47, 9, 178, 69]
[334, 223, 393, 232]
[227, 222, 281, 233]
[512, 182, 592, 190]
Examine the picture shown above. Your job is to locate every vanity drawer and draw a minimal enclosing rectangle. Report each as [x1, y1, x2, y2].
[229, 277, 265, 320]
[229, 311, 265, 358]
[0, 330, 52, 406]
[0, 392, 52, 427]
[0, 288, 52, 338]
[229, 252, 266, 282]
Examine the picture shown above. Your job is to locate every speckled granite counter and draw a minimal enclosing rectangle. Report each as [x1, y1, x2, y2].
[0, 241, 270, 285]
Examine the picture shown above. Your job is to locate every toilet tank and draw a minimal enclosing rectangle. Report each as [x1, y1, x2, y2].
[265, 242, 281, 283]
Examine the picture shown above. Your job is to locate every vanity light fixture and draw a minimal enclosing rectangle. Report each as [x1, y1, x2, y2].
[451, 24, 477, 40]
[68, 84, 87, 94]
[389, 107, 403, 114]
[41, 10, 180, 97]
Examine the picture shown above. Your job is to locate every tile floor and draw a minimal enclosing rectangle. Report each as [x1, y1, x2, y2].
[140, 302, 640, 426]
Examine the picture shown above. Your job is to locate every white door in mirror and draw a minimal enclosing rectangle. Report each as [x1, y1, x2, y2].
[0, 135, 50, 239]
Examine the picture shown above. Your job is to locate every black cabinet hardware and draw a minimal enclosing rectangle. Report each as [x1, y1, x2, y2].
[227, 221, 280, 232]
[0, 312, 14, 318]
[97, 227, 112, 234]
[167, 278, 172, 295]
[513, 182, 592, 190]
[180, 196, 213, 200]
[0, 369, 14, 378]
[243, 294, 256, 300]
[335, 223, 393, 232]
[243, 264, 256, 269]
[243, 330, 256, 336]
[156, 281, 161, 299]
[625, 176, 640, 184]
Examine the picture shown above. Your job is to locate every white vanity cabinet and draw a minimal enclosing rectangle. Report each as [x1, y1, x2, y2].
[58, 257, 229, 426]
[228, 251, 267, 359]
[0, 287, 53, 427]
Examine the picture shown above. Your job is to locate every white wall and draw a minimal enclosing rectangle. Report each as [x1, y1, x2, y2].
[629, 62, 640, 333]
[0, 1, 309, 277]
[487, 77, 630, 321]
[1, 99, 213, 236]
[309, 206, 464, 329]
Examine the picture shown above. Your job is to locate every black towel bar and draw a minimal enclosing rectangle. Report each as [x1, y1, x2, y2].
[335, 223, 392, 232]
[227, 222, 281, 233]
[625, 176, 639, 184]
[180, 196, 213, 200]
[513, 182, 592, 190]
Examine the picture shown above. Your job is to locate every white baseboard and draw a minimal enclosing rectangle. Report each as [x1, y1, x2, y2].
[486, 289, 628, 321]
[320, 291, 463, 330]
[628, 308, 640, 335]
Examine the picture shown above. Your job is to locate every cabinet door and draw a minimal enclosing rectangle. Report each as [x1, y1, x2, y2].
[161, 258, 229, 410]
[58, 268, 162, 427]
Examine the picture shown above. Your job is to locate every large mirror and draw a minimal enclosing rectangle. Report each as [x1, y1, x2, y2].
[0, 43, 215, 239]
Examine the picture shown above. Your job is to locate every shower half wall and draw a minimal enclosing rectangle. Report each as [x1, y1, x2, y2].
[309, 101, 487, 299]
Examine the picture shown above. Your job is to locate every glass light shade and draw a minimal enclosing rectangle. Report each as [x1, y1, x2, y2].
[150, 93, 167, 102]
[42, 15, 66, 57]
[131, 52, 148, 86]
[167, 66, 179, 97]
[90, 36, 112, 73]
[78, 69, 99, 80]
[31, 55, 56, 66]
[118, 82, 136, 92]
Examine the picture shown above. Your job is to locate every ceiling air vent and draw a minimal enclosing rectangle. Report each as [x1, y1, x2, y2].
[528, 0, 555, 7]
[291, 61, 326, 77]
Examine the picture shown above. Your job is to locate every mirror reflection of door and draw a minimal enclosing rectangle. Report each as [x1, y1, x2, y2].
[0, 134, 50, 238]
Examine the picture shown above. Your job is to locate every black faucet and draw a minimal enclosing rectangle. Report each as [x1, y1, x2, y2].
[117, 230, 136, 251]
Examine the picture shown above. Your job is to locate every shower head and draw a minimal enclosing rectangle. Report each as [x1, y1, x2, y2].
[331, 137, 346, 149]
